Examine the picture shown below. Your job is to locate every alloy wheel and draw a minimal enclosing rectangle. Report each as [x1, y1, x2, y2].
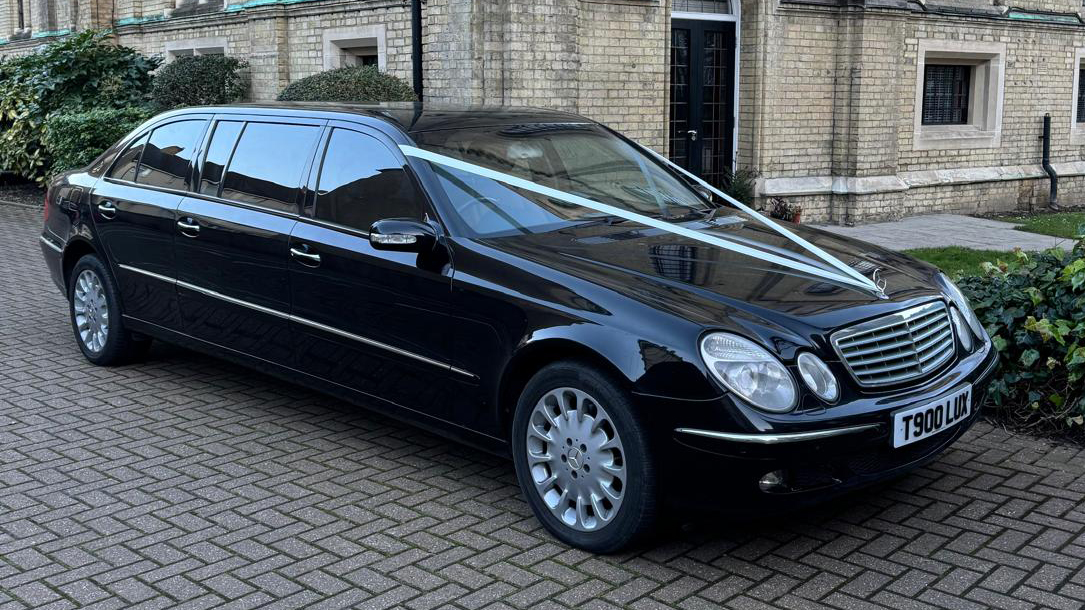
[526, 387, 626, 532]
[73, 269, 109, 353]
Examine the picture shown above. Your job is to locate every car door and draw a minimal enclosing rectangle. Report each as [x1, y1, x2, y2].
[91, 116, 210, 330]
[288, 123, 460, 418]
[174, 116, 324, 362]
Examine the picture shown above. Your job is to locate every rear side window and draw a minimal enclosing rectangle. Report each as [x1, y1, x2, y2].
[137, 120, 207, 190]
[314, 128, 424, 231]
[108, 133, 149, 182]
[220, 122, 321, 213]
[199, 120, 244, 197]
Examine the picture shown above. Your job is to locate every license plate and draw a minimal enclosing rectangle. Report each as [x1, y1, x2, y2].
[891, 385, 972, 448]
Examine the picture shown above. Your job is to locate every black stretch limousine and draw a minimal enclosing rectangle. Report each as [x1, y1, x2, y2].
[40, 103, 998, 552]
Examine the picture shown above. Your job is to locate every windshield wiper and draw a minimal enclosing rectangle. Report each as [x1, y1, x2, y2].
[577, 214, 630, 226]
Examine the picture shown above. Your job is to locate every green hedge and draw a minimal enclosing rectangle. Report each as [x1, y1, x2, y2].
[151, 55, 248, 110]
[277, 66, 416, 103]
[0, 30, 159, 183]
[958, 235, 1085, 434]
[43, 107, 153, 176]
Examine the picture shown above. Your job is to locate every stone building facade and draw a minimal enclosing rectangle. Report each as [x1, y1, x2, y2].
[3, 0, 1085, 223]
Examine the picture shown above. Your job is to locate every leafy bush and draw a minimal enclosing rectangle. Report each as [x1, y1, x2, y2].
[0, 30, 159, 183]
[721, 167, 759, 206]
[957, 234, 1085, 435]
[43, 107, 153, 175]
[277, 66, 416, 103]
[151, 55, 248, 110]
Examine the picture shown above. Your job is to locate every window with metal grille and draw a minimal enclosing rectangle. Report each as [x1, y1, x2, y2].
[922, 65, 971, 126]
[1077, 67, 1085, 123]
[674, 0, 732, 14]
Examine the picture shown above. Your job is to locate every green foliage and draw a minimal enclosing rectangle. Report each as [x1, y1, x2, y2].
[0, 30, 160, 183]
[277, 66, 417, 103]
[957, 238, 1085, 435]
[151, 55, 248, 110]
[721, 167, 759, 206]
[42, 107, 153, 176]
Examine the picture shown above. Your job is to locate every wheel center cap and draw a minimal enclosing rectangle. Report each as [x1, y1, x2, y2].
[567, 447, 582, 470]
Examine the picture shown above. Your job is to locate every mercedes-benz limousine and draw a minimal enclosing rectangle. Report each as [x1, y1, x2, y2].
[39, 103, 998, 552]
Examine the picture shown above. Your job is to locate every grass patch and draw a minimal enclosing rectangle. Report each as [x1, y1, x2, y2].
[902, 247, 1009, 279]
[1001, 212, 1085, 239]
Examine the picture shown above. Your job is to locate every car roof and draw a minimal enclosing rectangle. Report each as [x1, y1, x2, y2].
[171, 102, 594, 135]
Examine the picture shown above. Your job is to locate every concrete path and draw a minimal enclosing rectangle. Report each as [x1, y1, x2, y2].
[815, 214, 1075, 252]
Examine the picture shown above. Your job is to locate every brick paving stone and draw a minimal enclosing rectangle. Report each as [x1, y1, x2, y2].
[5, 201, 1085, 609]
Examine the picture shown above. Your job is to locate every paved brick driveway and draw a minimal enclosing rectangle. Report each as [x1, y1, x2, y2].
[4, 203, 1085, 610]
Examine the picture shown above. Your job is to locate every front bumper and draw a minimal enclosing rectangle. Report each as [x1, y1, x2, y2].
[656, 342, 999, 510]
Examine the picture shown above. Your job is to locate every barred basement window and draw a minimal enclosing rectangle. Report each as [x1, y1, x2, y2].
[1078, 67, 1085, 123]
[922, 65, 971, 126]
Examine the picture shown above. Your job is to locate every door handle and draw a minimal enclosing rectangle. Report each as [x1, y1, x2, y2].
[177, 218, 200, 237]
[290, 245, 322, 267]
[687, 129, 698, 142]
[97, 201, 117, 220]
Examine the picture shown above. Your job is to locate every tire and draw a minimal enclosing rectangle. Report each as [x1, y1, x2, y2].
[511, 361, 658, 553]
[68, 254, 150, 366]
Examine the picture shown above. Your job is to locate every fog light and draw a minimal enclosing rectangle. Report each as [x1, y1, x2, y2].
[950, 307, 974, 352]
[759, 470, 787, 492]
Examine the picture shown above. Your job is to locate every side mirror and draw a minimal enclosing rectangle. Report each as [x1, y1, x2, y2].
[369, 218, 437, 252]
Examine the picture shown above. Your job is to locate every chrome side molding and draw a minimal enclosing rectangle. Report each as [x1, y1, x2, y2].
[116, 263, 476, 379]
[39, 236, 64, 253]
[675, 423, 880, 444]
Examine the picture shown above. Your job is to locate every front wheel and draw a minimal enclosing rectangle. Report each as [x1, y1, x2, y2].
[68, 254, 150, 366]
[511, 361, 658, 552]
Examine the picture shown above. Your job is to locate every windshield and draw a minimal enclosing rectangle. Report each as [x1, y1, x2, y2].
[412, 123, 714, 237]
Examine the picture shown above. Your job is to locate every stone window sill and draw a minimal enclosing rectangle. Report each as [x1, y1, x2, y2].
[914, 126, 1000, 151]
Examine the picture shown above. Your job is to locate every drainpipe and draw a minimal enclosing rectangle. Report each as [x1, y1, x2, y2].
[411, 0, 423, 101]
[1041, 113, 1060, 211]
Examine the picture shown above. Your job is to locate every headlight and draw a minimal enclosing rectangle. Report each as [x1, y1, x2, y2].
[940, 274, 987, 343]
[949, 307, 974, 352]
[797, 352, 839, 402]
[700, 332, 797, 413]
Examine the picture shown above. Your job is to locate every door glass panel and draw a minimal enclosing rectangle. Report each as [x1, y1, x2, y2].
[137, 120, 206, 190]
[108, 132, 149, 182]
[315, 128, 424, 231]
[199, 120, 244, 197]
[669, 28, 691, 170]
[221, 122, 321, 213]
[702, 30, 730, 187]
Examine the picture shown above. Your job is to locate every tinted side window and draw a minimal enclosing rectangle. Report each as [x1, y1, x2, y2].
[220, 122, 321, 213]
[199, 120, 244, 197]
[315, 129, 424, 231]
[108, 133, 149, 182]
[137, 120, 206, 190]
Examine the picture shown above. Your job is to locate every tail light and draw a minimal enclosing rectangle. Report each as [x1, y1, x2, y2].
[43, 188, 51, 223]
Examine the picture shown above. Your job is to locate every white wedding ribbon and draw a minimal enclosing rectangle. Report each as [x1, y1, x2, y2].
[400, 145, 883, 296]
[635, 144, 880, 292]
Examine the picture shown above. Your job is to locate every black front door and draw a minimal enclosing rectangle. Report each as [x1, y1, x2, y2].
[289, 123, 457, 419]
[669, 19, 736, 188]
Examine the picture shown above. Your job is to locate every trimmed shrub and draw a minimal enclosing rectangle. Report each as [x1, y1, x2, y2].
[43, 107, 154, 175]
[957, 233, 1085, 435]
[722, 167, 759, 206]
[277, 66, 416, 103]
[0, 30, 159, 183]
[151, 55, 248, 110]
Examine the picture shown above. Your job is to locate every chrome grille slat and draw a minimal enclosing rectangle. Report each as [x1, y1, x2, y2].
[831, 301, 957, 388]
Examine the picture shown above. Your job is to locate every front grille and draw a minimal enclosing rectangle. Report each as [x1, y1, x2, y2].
[832, 301, 956, 388]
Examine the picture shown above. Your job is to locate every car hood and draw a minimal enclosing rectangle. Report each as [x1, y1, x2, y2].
[478, 214, 945, 331]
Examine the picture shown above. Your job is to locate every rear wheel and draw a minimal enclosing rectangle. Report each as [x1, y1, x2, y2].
[511, 361, 657, 552]
[68, 254, 150, 365]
